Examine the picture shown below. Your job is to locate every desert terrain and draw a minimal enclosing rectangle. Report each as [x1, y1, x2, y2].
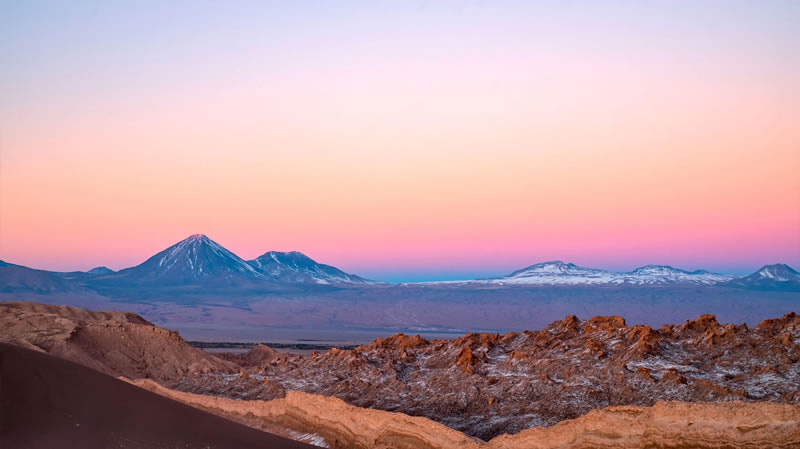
[1, 301, 798, 448]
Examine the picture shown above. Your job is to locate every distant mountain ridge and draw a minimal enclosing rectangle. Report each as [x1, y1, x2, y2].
[0, 260, 82, 294]
[0, 235, 797, 291]
[726, 264, 800, 291]
[1, 234, 377, 292]
[468, 261, 738, 286]
[91, 234, 377, 287]
[106, 234, 265, 286]
[87, 266, 114, 275]
[248, 251, 375, 285]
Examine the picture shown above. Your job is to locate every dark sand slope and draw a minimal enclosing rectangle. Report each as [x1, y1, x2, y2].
[0, 343, 313, 449]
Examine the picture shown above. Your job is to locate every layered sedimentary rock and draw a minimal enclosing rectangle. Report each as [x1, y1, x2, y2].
[180, 312, 800, 439]
[133, 379, 800, 449]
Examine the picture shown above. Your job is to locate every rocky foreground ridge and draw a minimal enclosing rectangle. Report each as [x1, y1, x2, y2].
[134, 379, 800, 449]
[0, 301, 237, 382]
[1, 301, 798, 448]
[178, 312, 800, 439]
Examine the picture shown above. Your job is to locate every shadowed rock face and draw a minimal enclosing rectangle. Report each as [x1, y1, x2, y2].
[0, 301, 240, 383]
[134, 379, 800, 449]
[179, 312, 800, 440]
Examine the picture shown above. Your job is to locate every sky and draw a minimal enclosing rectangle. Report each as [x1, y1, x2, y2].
[1, 1, 799, 282]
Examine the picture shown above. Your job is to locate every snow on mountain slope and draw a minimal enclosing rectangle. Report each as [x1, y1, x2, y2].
[248, 251, 376, 285]
[466, 261, 736, 286]
[496, 261, 619, 285]
[110, 234, 265, 284]
[2, 236, 376, 289]
[727, 264, 800, 290]
[624, 265, 735, 285]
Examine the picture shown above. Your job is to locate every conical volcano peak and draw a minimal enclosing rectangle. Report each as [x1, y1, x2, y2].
[754, 264, 799, 279]
[725, 264, 800, 290]
[112, 234, 262, 284]
[185, 233, 209, 242]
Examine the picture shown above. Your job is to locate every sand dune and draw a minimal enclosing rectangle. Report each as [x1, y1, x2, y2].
[0, 342, 313, 449]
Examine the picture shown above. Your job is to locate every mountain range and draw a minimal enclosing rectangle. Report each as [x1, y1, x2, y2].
[101, 234, 266, 286]
[1, 234, 798, 294]
[0, 234, 378, 294]
[248, 250, 372, 284]
[86, 234, 378, 288]
[471, 261, 737, 286]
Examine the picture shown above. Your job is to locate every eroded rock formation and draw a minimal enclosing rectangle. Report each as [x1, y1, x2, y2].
[133, 379, 800, 449]
[178, 312, 800, 439]
[0, 301, 238, 382]
[3, 301, 798, 446]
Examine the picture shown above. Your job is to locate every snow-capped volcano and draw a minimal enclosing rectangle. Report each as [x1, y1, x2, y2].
[747, 264, 799, 281]
[727, 264, 800, 290]
[112, 234, 264, 285]
[248, 251, 375, 285]
[2, 235, 378, 289]
[474, 262, 735, 286]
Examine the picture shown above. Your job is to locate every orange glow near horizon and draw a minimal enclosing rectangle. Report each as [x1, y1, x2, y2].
[1, 2, 798, 281]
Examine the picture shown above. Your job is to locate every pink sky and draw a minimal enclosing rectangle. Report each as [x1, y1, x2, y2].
[1, 2, 798, 281]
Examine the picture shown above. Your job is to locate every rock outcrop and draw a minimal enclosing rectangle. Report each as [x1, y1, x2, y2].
[192, 312, 800, 439]
[0, 301, 238, 382]
[132, 379, 800, 449]
[217, 343, 282, 367]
